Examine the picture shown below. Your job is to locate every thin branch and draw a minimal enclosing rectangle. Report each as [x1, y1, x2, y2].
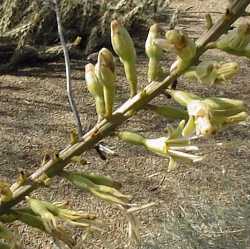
[0, 0, 249, 215]
[52, 0, 83, 137]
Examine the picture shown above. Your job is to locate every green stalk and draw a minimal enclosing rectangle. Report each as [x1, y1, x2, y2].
[95, 96, 105, 122]
[103, 85, 115, 118]
[123, 60, 137, 97]
[148, 58, 166, 82]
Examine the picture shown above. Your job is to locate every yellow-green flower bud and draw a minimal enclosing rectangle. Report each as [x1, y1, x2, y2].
[111, 20, 137, 97]
[26, 197, 57, 232]
[146, 104, 188, 120]
[85, 63, 105, 122]
[119, 130, 203, 171]
[204, 96, 246, 110]
[170, 90, 248, 136]
[155, 30, 196, 73]
[95, 48, 116, 118]
[62, 171, 131, 206]
[187, 100, 217, 136]
[213, 23, 250, 58]
[182, 116, 196, 137]
[167, 89, 202, 106]
[216, 62, 239, 81]
[145, 24, 166, 82]
[9, 208, 76, 247]
[81, 173, 122, 189]
[184, 61, 239, 85]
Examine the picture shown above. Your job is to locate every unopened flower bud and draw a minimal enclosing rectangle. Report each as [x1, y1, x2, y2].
[184, 61, 239, 85]
[145, 24, 166, 82]
[212, 23, 250, 58]
[155, 30, 196, 73]
[85, 63, 105, 122]
[95, 48, 116, 118]
[62, 171, 131, 206]
[111, 20, 137, 97]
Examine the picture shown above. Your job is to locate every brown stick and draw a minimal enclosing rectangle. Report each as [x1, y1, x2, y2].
[0, 0, 249, 215]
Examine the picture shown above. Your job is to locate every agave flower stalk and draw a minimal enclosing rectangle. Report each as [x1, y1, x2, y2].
[118, 129, 203, 171]
[95, 48, 116, 119]
[154, 30, 197, 73]
[111, 20, 137, 97]
[184, 61, 239, 85]
[145, 24, 166, 82]
[208, 23, 250, 58]
[61, 171, 131, 206]
[85, 63, 105, 122]
[168, 90, 248, 136]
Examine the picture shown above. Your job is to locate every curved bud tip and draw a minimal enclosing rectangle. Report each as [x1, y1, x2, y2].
[165, 30, 186, 49]
[98, 48, 115, 72]
[85, 63, 95, 73]
[150, 23, 161, 33]
[111, 19, 121, 34]
[238, 23, 250, 34]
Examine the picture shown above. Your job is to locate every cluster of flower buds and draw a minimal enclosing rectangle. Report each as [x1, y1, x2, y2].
[95, 48, 116, 119]
[111, 20, 138, 97]
[118, 122, 203, 171]
[154, 29, 197, 73]
[168, 90, 247, 136]
[210, 23, 250, 58]
[0, 207, 79, 247]
[62, 171, 131, 206]
[184, 60, 239, 85]
[26, 197, 99, 236]
[145, 24, 166, 82]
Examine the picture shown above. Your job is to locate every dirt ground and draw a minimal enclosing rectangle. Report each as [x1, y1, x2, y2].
[1, 1, 250, 249]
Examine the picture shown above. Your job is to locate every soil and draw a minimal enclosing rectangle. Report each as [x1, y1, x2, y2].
[0, 1, 250, 249]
